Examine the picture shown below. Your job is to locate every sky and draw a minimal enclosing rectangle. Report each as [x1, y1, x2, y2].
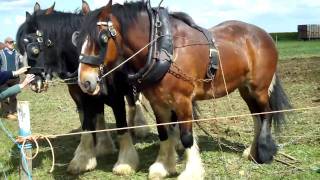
[0, 0, 319, 42]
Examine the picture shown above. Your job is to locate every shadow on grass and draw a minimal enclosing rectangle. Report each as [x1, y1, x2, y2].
[3, 125, 247, 179]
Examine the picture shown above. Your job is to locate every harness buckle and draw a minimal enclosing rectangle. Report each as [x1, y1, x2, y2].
[209, 48, 217, 58]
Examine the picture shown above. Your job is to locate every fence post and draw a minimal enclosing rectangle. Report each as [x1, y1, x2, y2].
[17, 101, 32, 180]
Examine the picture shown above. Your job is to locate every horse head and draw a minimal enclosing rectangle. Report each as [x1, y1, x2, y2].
[16, 2, 56, 93]
[78, 0, 123, 95]
[16, 1, 90, 93]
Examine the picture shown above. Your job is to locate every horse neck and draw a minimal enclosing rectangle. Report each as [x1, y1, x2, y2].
[120, 12, 150, 70]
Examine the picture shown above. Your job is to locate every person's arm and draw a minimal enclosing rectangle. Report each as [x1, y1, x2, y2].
[0, 66, 30, 85]
[0, 71, 14, 85]
[0, 74, 35, 100]
[0, 84, 21, 100]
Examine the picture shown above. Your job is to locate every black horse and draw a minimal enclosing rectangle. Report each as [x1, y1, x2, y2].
[16, 1, 149, 174]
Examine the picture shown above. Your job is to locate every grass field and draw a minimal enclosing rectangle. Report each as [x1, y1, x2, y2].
[1, 40, 320, 179]
[276, 40, 320, 60]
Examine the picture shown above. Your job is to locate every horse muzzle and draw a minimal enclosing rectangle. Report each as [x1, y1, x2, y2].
[30, 75, 48, 93]
[78, 74, 100, 95]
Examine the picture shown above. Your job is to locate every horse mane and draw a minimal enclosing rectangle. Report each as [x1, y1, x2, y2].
[81, 1, 197, 44]
[16, 9, 59, 54]
[170, 12, 198, 28]
[80, 1, 147, 44]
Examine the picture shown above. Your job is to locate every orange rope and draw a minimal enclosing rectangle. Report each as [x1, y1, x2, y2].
[18, 134, 55, 173]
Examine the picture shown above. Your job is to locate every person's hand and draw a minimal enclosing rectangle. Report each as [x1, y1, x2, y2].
[19, 74, 35, 89]
[13, 66, 30, 76]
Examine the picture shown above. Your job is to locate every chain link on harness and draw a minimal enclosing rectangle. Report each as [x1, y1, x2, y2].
[168, 61, 213, 83]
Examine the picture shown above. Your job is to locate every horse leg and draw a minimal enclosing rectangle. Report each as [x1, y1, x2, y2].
[66, 86, 115, 174]
[95, 106, 116, 156]
[239, 87, 277, 163]
[148, 106, 177, 179]
[126, 93, 150, 138]
[112, 94, 139, 175]
[67, 98, 100, 174]
[174, 98, 204, 180]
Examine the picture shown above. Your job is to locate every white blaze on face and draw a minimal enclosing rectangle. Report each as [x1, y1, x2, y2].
[81, 36, 89, 55]
[78, 36, 88, 85]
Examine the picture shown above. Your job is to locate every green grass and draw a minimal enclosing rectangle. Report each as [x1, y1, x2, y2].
[1, 41, 320, 179]
[270, 32, 298, 41]
[277, 40, 320, 60]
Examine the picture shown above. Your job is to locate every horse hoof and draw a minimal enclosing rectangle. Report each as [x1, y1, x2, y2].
[67, 156, 97, 174]
[113, 163, 136, 175]
[148, 162, 170, 180]
[178, 170, 203, 180]
[242, 146, 251, 160]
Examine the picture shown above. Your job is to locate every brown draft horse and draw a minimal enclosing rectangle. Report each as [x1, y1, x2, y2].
[77, 1, 291, 179]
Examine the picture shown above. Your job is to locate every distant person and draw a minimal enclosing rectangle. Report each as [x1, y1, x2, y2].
[0, 67, 35, 101]
[0, 37, 26, 120]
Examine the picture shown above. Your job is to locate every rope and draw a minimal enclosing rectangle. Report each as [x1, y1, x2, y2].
[0, 119, 32, 180]
[1, 106, 319, 174]
[17, 135, 55, 173]
[26, 106, 320, 138]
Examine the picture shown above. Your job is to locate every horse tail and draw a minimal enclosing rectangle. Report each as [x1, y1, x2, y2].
[268, 74, 292, 133]
[255, 74, 291, 163]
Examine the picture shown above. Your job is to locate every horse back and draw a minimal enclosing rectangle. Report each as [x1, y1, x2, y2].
[210, 20, 277, 56]
[208, 20, 278, 94]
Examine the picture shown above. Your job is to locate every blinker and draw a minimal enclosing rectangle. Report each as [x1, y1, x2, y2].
[36, 30, 43, 37]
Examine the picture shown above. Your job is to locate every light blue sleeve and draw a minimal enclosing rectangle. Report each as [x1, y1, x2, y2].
[0, 84, 21, 100]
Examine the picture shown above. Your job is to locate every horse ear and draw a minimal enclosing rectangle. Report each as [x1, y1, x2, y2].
[99, 0, 112, 19]
[26, 11, 32, 21]
[34, 2, 41, 12]
[45, 2, 55, 15]
[82, 0, 90, 15]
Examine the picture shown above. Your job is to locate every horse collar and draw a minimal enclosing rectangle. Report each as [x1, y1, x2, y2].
[127, 4, 173, 88]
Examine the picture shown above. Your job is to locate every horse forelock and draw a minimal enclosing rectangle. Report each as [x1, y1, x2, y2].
[79, 1, 147, 46]
[18, 11, 84, 74]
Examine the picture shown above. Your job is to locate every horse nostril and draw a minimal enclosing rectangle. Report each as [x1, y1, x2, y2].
[83, 81, 91, 91]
